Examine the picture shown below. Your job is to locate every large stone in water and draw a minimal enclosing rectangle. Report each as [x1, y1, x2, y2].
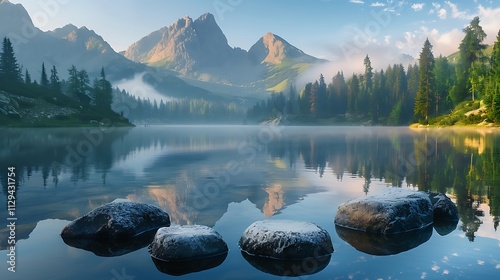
[335, 224, 433, 255]
[241, 251, 331, 277]
[62, 230, 156, 257]
[238, 220, 334, 260]
[149, 225, 228, 261]
[61, 202, 170, 239]
[428, 192, 459, 221]
[334, 188, 434, 234]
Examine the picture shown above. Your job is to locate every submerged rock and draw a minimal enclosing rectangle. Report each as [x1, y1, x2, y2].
[149, 225, 228, 261]
[334, 188, 434, 234]
[61, 202, 170, 239]
[62, 230, 156, 257]
[151, 252, 228, 276]
[335, 224, 433, 256]
[239, 220, 334, 260]
[241, 251, 331, 277]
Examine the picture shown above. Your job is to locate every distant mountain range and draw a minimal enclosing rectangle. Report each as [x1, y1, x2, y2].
[123, 13, 325, 93]
[0, 0, 419, 103]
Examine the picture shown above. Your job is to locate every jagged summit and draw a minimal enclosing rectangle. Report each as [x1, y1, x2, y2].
[249, 32, 321, 65]
[0, 0, 37, 36]
[123, 12, 323, 87]
[124, 12, 235, 74]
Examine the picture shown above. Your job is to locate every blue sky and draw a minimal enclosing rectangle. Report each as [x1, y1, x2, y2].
[10, 0, 500, 72]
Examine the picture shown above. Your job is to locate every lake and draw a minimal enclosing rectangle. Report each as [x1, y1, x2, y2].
[0, 125, 499, 280]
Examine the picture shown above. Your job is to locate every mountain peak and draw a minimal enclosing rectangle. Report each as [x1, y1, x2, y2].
[171, 16, 192, 30]
[249, 32, 311, 64]
[0, 0, 37, 37]
[197, 12, 215, 22]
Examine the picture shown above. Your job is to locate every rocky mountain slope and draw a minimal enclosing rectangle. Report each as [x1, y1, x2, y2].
[124, 13, 326, 92]
[0, 0, 215, 101]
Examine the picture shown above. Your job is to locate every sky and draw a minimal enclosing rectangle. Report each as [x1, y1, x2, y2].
[9, 0, 500, 73]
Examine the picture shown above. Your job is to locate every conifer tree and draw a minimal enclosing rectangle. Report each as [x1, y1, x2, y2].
[24, 69, 31, 85]
[450, 17, 487, 104]
[50, 65, 61, 94]
[490, 30, 500, 122]
[92, 67, 113, 111]
[0, 37, 21, 85]
[40, 63, 49, 87]
[414, 38, 435, 121]
[68, 65, 91, 106]
[309, 81, 319, 117]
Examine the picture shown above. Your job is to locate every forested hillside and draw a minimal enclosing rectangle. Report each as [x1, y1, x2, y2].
[0, 37, 131, 127]
[248, 17, 500, 127]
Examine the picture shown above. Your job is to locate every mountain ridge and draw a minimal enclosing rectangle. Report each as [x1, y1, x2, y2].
[123, 12, 326, 91]
[0, 1, 222, 102]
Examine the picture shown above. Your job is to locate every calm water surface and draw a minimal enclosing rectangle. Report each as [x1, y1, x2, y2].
[0, 126, 499, 280]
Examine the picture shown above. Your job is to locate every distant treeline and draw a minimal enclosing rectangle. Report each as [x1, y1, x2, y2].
[112, 88, 243, 124]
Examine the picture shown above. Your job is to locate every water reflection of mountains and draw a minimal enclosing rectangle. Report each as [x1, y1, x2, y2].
[0, 126, 499, 248]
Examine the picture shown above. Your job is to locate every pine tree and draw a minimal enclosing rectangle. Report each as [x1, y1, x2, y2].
[50, 65, 61, 94]
[364, 55, 373, 94]
[493, 89, 500, 123]
[318, 74, 328, 117]
[414, 38, 435, 122]
[300, 83, 312, 117]
[433, 56, 453, 115]
[490, 30, 500, 122]
[0, 37, 21, 85]
[24, 69, 31, 85]
[40, 63, 49, 87]
[451, 17, 487, 104]
[68, 65, 91, 106]
[91, 67, 113, 111]
[348, 74, 360, 115]
[309, 81, 319, 117]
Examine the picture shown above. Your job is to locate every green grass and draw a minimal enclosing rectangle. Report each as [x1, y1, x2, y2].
[421, 100, 490, 127]
[267, 79, 289, 92]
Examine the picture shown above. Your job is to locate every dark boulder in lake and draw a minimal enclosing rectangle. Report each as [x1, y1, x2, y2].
[428, 192, 459, 221]
[241, 251, 331, 277]
[61, 202, 170, 239]
[239, 220, 334, 260]
[151, 252, 228, 276]
[149, 225, 228, 261]
[62, 230, 156, 257]
[335, 224, 433, 256]
[427, 192, 459, 236]
[334, 188, 434, 234]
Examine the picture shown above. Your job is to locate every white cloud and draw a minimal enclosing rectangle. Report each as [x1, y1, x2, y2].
[371, 2, 385, 7]
[477, 5, 500, 45]
[412, 3, 425, 12]
[396, 31, 417, 51]
[394, 26, 463, 57]
[384, 35, 392, 44]
[349, 0, 364, 4]
[445, 1, 473, 19]
[438, 8, 447, 19]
